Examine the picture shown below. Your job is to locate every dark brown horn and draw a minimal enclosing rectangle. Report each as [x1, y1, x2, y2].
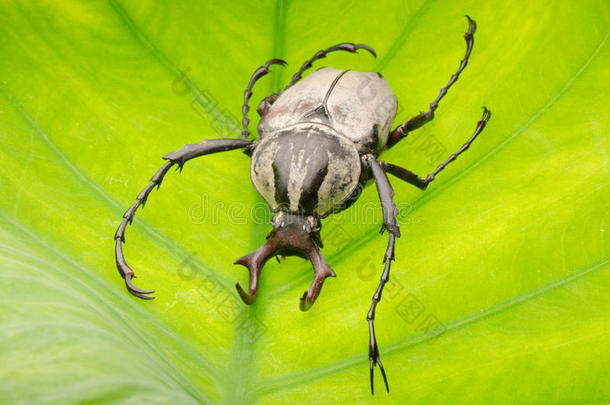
[234, 212, 335, 309]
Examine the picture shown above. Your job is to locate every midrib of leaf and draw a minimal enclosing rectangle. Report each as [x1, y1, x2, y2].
[270, 0, 289, 92]
[107, 0, 230, 124]
[253, 255, 610, 395]
[373, 0, 438, 72]
[225, 1, 290, 403]
[262, 25, 610, 301]
[105, 1, 289, 401]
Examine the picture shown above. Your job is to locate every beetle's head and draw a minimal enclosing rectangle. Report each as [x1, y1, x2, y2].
[233, 211, 335, 311]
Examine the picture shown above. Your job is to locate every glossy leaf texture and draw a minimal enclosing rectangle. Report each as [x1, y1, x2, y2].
[0, 1, 609, 404]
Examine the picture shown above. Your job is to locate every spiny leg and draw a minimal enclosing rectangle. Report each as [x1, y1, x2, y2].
[115, 138, 251, 299]
[285, 43, 376, 90]
[241, 59, 287, 140]
[364, 155, 401, 395]
[382, 107, 491, 190]
[387, 15, 477, 148]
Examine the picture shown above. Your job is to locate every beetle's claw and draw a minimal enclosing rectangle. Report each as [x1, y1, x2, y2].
[271, 58, 288, 67]
[124, 274, 155, 300]
[369, 350, 389, 395]
[463, 15, 477, 39]
[481, 106, 491, 122]
[355, 43, 377, 59]
[265, 58, 288, 71]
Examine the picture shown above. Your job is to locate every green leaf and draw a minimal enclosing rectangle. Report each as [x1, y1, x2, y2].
[1, 1, 609, 403]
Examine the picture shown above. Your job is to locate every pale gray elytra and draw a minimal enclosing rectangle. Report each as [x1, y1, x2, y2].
[114, 16, 490, 395]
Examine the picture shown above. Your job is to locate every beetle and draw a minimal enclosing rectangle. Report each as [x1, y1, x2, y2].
[114, 16, 490, 395]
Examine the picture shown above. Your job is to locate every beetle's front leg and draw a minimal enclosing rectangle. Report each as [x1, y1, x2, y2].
[363, 155, 401, 394]
[115, 138, 251, 299]
[241, 59, 287, 141]
[387, 16, 477, 148]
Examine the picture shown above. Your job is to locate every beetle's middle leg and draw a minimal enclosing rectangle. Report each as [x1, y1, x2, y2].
[363, 154, 401, 395]
[387, 16, 477, 148]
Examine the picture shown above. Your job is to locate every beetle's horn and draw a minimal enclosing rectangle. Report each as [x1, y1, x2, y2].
[234, 239, 276, 304]
[234, 212, 335, 309]
[299, 247, 335, 311]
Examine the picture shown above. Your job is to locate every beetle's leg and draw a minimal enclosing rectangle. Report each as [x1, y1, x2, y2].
[241, 59, 287, 141]
[387, 16, 476, 148]
[382, 107, 490, 190]
[115, 138, 251, 299]
[364, 155, 401, 395]
[285, 43, 376, 90]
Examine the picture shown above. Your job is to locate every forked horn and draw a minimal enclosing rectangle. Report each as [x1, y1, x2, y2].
[234, 213, 335, 310]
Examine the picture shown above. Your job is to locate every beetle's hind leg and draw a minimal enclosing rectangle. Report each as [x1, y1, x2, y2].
[387, 16, 477, 148]
[241, 59, 287, 141]
[115, 138, 251, 299]
[382, 107, 490, 190]
[285, 43, 376, 90]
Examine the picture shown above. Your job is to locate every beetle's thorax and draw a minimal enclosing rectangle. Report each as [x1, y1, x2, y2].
[250, 122, 362, 217]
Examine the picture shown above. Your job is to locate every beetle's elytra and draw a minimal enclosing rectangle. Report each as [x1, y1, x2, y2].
[115, 16, 490, 395]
